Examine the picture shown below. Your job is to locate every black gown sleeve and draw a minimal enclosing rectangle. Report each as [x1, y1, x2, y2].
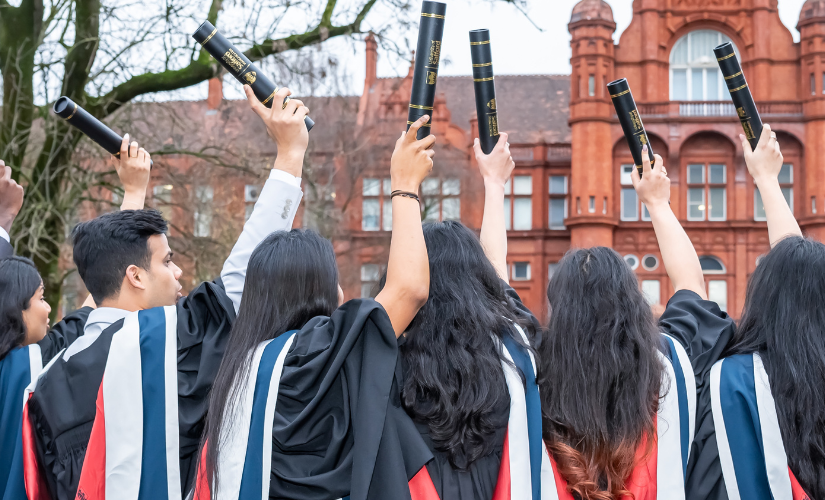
[659, 290, 735, 500]
[269, 298, 432, 500]
[36, 307, 94, 363]
[175, 278, 236, 494]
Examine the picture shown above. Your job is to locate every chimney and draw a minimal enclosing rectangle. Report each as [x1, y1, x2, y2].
[364, 33, 378, 91]
[207, 77, 223, 110]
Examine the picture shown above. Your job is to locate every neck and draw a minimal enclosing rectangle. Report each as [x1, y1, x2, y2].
[98, 294, 144, 312]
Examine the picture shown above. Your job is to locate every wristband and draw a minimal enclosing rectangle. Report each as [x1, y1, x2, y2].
[390, 190, 421, 203]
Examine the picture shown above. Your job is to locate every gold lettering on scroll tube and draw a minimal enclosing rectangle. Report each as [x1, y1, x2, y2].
[487, 98, 497, 110]
[221, 49, 245, 73]
[629, 110, 643, 132]
[429, 41, 442, 66]
[488, 115, 499, 136]
[639, 135, 648, 146]
[427, 71, 437, 85]
[244, 71, 257, 84]
[742, 121, 756, 140]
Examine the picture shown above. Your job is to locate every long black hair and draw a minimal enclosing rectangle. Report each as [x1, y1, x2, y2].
[725, 236, 825, 498]
[0, 257, 43, 361]
[399, 220, 535, 470]
[539, 247, 662, 500]
[201, 230, 340, 497]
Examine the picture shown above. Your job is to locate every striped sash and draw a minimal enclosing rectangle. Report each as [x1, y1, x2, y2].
[75, 306, 182, 500]
[192, 331, 297, 500]
[710, 353, 811, 500]
[543, 334, 695, 500]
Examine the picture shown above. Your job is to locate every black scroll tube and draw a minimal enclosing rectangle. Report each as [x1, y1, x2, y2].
[714, 42, 762, 150]
[192, 20, 315, 132]
[407, 1, 447, 140]
[470, 29, 499, 155]
[607, 78, 654, 177]
[53, 96, 153, 167]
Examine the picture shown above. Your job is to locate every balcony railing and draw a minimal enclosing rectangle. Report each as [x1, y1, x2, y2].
[631, 101, 803, 119]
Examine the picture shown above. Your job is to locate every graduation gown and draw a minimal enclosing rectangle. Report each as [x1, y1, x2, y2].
[0, 307, 91, 500]
[25, 280, 234, 500]
[708, 353, 811, 500]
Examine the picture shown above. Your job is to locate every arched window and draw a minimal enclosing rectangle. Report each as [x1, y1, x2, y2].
[670, 30, 738, 101]
[699, 255, 726, 274]
[699, 255, 728, 311]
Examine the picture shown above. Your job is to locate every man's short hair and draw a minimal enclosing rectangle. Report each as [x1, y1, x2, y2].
[72, 209, 168, 303]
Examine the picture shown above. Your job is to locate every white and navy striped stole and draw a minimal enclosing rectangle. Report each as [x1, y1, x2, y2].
[193, 330, 297, 500]
[710, 353, 810, 500]
[75, 306, 182, 500]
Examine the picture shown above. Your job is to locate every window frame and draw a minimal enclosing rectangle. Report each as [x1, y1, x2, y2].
[548, 175, 568, 230]
[361, 177, 392, 231]
[505, 174, 533, 231]
[669, 30, 737, 102]
[511, 261, 532, 281]
[686, 163, 728, 221]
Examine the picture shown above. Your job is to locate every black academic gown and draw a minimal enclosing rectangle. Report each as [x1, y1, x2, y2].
[658, 290, 736, 500]
[27, 279, 235, 500]
[0, 238, 12, 260]
[267, 298, 432, 500]
[37, 307, 94, 364]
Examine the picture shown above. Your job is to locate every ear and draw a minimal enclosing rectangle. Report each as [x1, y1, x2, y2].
[124, 264, 147, 291]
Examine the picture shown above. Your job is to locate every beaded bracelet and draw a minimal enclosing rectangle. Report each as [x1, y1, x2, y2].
[390, 190, 420, 203]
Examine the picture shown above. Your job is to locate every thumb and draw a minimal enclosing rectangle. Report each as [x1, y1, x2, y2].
[739, 133, 753, 157]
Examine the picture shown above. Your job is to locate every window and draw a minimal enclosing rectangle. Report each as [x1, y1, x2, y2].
[153, 184, 174, 221]
[813, 196, 817, 214]
[361, 264, 382, 298]
[548, 262, 559, 282]
[588, 75, 595, 97]
[421, 178, 461, 222]
[548, 176, 568, 229]
[812, 73, 817, 95]
[642, 255, 659, 271]
[362, 178, 392, 231]
[244, 184, 261, 221]
[642, 280, 661, 305]
[588, 196, 595, 213]
[624, 254, 639, 270]
[687, 164, 726, 221]
[512, 262, 531, 281]
[670, 31, 737, 101]
[822, 72, 824, 94]
[755, 164, 793, 220]
[699, 255, 725, 274]
[505, 176, 532, 230]
[708, 280, 727, 311]
[619, 165, 650, 221]
[194, 185, 214, 237]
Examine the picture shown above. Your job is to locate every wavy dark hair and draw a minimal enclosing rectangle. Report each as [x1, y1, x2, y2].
[0, 257, 43, 360]
[725, 236, 825, 498]
[201, 230, 340, 498]
[539, 247, 662, 500]
[398, 220, 535, 470]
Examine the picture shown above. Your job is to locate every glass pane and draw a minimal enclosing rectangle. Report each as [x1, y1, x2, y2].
[549, 176, 567, 194]
[709, 188, 726, 220]
[363, 178, 380, 196]
[778, 164, 792, 184]
[588, 196, 595, 213]
[708, 280, 727, 312]
[504, 197, 511, 230]
[548, 263, 559, 281]
[154, 185, 173, 204]
[513, 198, 532, 230]
[688, 188, 705, 220]
[621, 188, 639, 221]
[382, 200, 393, 231]
[513, 176, 532, 195]
[691, 69, 704, 101]
[782, 187, 793, 213]
[620, 165, 634, 186]
[588, 75, 595, 97]
[513, 262, 531, 280]
[755, 188, 766, 220]
[361, 284, 375, 299]
[642, 280, 661, 305]
[687, 164, 704, 184]
[443, 178, 461, 195]
[671, 38, 688, 65]
[442, 198, 460, 221]
[691, 31, 718, 65]
[421, 178, 440, 196]
[362, 199, 380, 230]
[672, 69, 688, 100]
[423, 200, 440, 222]
[504, 179, 511, 195]
[642, 203, 650, 221]
[709, 164, 725, 184]
[383, 178, 392, 195]
[549, 198, 566, 229]
[706, 69, 719, 101]
[194, 210, 212, 237]
[361, 264, 380, 281]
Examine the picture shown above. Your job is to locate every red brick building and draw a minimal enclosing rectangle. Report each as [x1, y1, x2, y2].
[65, 0, 825, 321]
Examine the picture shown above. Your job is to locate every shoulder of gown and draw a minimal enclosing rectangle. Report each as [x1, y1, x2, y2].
[36, 306, 94, 364]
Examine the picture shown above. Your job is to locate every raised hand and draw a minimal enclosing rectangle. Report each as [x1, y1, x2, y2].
[0, 160, 25, 234]
[632, 146, 669, 211]
[113, 134, 152, 210]
[391, 115, 436, 193]
[245, 85, 309, 178]
[474, 133, 514, 188]
[742, 124, 783, 186]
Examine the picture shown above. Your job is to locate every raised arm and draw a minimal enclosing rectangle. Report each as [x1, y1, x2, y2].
[742, 124, 802, 246]
[476, 134, 515, 283]
[115, 134, 152, 210]
[375, 116, 434, 336]
[220, 86, 308, 312]
[634, 146, 706, 299]
[0, 159, 25, 258]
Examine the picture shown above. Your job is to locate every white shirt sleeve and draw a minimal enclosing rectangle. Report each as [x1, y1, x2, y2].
[0, 226, 9, 244]
[220, 168, 304, 312]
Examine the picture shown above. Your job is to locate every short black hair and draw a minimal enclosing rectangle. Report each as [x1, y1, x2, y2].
[72, 209, 168, 304]
[0, 257, 43, 360]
